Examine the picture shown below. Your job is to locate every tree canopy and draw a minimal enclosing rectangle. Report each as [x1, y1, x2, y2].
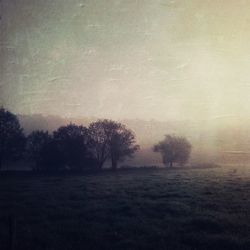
[53, 124, 97, 170]
[0, 108, 26, 168]
[88, 119, 139, 169]
[26, 130, 51, 170]
[154, 135, 191, 167]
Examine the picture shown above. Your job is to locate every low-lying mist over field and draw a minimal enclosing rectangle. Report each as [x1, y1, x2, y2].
[17, 114, 250, 166]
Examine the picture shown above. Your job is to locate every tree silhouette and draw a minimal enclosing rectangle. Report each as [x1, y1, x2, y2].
[88, 120, 139, 169]
[0, 108, 26, 169]
[154, 135, 191, 167]
[109, 126, 139, 170]
[53, 124, 96, 171]
[26, 130, 51, 170]
[38, 139, 63, 171]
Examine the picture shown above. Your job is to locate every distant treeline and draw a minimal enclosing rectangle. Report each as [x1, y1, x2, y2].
[0, 108, 191, 172]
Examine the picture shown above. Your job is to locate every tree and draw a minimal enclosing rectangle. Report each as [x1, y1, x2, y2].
[26, 130, 51, 170]
[153, 135, 191, 167]
[0, 108, 26, 169]
[53, 124, 96, 171]
[37, 139, 64, 172]
[109, 126, 139, 170]
[88, 119, 139, 170]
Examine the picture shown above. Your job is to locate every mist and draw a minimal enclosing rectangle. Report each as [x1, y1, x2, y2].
[16, 113, 250, 166]
[1, 0, 250, 165]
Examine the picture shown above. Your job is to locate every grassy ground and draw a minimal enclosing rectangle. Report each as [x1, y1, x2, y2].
[1, 166, 250, 250]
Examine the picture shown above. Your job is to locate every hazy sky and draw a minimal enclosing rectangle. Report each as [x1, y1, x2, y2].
[1, 0, 250, 122]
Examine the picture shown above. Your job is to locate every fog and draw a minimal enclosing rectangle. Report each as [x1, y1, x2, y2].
[17, 114, 250, 166]
[1, 0, 250, 164]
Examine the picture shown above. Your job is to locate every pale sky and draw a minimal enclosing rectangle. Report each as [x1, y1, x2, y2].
[1, 0, 250, 122]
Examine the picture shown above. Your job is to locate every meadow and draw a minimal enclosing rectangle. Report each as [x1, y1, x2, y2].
[1, 166, 250, 250]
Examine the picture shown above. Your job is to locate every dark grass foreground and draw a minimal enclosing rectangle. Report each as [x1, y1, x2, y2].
[1, 166, 250, 250]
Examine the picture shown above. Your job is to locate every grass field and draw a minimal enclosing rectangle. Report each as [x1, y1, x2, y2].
[1, 166, 250, 250]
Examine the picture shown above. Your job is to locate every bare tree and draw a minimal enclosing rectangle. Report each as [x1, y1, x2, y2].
[154, 135, 191, 167]
[109, 125, 139, 170]
[88, 120, 139, 169]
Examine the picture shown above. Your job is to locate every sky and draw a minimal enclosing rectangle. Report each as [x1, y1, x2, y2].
[1, 0, 250, 123]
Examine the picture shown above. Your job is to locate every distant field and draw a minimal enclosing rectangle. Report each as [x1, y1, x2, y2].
[1, 166, 250, 250]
